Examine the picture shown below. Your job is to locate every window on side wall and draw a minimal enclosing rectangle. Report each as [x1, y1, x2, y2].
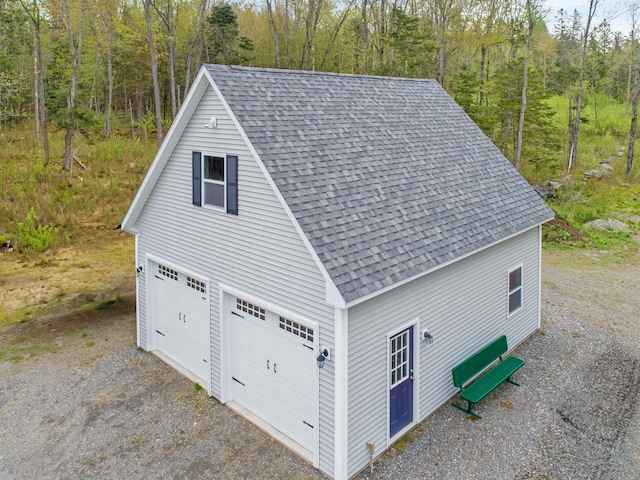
[192, 151, 238, 215]
[203, 155, 225, 208]
[508, 265, 522, 315]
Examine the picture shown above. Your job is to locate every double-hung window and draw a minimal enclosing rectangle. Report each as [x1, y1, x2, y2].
[192, 151, 238, 215]
[508, 265, 522, 315]
[203, 155, 225, 208]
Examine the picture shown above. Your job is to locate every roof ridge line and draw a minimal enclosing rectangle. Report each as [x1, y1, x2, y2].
[208, 64, 436, 83]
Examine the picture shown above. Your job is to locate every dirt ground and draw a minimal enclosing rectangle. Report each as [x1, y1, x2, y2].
[0, 237, 639, 479]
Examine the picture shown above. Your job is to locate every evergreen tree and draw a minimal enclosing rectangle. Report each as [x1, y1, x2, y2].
[206, 3, 253, 65]
[376, 7, 435, 78]
[487, 59, 560, 177]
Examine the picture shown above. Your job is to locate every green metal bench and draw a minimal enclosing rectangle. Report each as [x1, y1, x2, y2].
[451, 335, 524, 419]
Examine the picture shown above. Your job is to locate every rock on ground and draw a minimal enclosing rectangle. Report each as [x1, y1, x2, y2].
[584, 218, 630, 232]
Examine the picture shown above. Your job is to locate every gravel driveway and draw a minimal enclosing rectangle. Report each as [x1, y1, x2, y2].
[1, 249, 639, 480]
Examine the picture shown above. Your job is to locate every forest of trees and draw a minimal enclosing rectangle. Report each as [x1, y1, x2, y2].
[1, 0, 639, 176]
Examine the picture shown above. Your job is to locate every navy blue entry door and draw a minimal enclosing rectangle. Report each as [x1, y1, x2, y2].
[389, 327, 414, 437]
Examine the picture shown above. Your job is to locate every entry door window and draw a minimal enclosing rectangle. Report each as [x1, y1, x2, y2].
[391, 331, 409, 386]
[389, 327, 414, 437]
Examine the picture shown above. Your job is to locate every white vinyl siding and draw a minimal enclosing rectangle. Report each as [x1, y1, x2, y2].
[345, 226, 541, 477]
[134, 84, 335, 475]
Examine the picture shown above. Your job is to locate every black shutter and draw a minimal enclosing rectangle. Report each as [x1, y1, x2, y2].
[192, 151, 202, 206]
[226, 155, 238, 215]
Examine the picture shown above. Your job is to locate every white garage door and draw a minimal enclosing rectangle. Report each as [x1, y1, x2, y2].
[152, 263, 209, 385]
[229, 297, 317, 452]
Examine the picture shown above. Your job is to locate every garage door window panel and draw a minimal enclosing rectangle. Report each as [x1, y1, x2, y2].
[187, 276, 206, 294]
[279, 316, 314, 342]
[236, 298, 266, 320]
[158, 264, 178, 280]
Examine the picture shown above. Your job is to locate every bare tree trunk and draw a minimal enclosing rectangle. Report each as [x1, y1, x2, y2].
[33, 36, 39, 140]
[105, 29, 114, 138]
[265, 0, 281, 68]
[153, 0, 177, 120]
[284, 0, 292, 69]
[432, 0, 454, 88]
[184, 0, 206, 96]
[378, 0, 387, 69]
[301, 0, 323, 69]
[478, 45, 487, 106]
[37, 24, 49, 165]
[362, 0, 369, 74]
[62, 0, 85, 173]
[628, 36, 640, 175]
[628, 96, 637, 175]
[20, 0, 49, 164]
[168, 41, 177, 119]
[626, 5, 638, 114]
[568, 0, 598, 172]
[319, 0, 357, 70]
[515, 0, 536, 171]
[145, 0, 163, 147]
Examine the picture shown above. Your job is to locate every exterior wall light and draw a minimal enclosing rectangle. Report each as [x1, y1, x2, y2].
[317, 346, 330, 368]
[423, 330, 434, 344]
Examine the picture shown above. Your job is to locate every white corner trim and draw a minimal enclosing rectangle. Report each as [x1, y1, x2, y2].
[219, 285, 230, 403]
[135, 234, 141, 348]
[203, 68, 346, 309]
[122, 67, 210, 232]
[537, 224, 543, 329]
[334, 306, 348, 480]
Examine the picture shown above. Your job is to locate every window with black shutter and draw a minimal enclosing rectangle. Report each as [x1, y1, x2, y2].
[192, 151, 238, 215]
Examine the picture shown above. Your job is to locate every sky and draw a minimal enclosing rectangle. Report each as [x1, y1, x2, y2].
[545, 1, 633, 35]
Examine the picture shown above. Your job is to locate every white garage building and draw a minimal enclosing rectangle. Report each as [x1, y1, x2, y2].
[122, 65, 553, 479]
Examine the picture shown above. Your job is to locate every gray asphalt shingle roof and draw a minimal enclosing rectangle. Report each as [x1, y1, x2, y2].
[206, 65, 554, 304]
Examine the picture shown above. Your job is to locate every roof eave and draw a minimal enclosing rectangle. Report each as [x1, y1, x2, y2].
[342, 217, 553, 309]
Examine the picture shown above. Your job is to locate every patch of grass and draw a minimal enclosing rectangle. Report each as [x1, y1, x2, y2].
[94, 297, 122, 310]
[34, 258, 59, 267]
[392, 435, 412, 454]
[84, 341, 95, 348]
[0, 343, 58, 363]
[0, 306, 35, 330]
[194, 382, 203, 391]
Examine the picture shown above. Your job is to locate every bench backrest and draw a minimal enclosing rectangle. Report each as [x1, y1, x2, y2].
[452, 335, 509, 388]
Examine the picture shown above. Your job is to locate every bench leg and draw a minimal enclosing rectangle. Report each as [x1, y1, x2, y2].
[507, 377, 520, 387]
[452, 400, 482, 419]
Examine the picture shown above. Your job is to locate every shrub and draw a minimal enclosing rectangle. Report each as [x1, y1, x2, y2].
[16, 207, 59, 253]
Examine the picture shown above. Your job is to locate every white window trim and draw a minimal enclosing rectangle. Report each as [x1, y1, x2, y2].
[202, 153, 226, 211]
[507, 263, 523, 316]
